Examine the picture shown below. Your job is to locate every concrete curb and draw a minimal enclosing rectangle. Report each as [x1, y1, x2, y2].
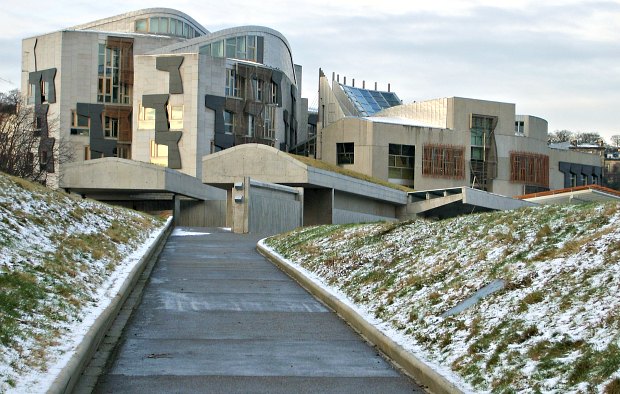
[48, 219, 173, 394]
[257, 240, 463, 394]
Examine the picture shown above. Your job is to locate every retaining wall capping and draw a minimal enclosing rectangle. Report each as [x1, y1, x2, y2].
[48, 219, 173, 394]
[257, 240, 464, 394]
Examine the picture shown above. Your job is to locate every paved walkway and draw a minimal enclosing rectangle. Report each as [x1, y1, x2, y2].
[94, 228, 424, 393]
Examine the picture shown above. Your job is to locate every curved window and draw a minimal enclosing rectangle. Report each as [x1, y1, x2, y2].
[137, 16, 201, 38]
[200, 35, 260, 62]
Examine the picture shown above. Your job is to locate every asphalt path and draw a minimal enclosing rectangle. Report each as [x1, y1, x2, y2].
[94, 227, 424, 393]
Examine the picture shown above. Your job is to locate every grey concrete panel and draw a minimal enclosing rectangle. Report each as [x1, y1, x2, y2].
[28, 68, 56, 105]
[142, 94, 169, 132]
[156, 56, 184, 94]
[271, 69, 283, 107]
[107, 338, 400, 377]
[122, 310, 364, 341]
[95, 375, 423, 394]
[77, 103, 117, 158]
[332, 209, 397, 225]
[205, 94, 233, 149]
[257, 36, 264, 64]
[248, 184, 301, 234]
[155, 130, 182, 169]
[38, 136, 55, 173]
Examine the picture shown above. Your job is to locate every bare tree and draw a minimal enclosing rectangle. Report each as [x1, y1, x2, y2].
[574, 131, 603, 145]
[611, 135, 620, 148]
[0, 89, 73, 185]
[548, 129, 574, 144]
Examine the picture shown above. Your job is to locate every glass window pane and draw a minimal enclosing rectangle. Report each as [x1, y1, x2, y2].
[160, 18, 169, 34]
[170, 19, 176, 35]
[226, 38, 236, 58]
[149, 17, 158, 33]
[135, 19, 147, 32]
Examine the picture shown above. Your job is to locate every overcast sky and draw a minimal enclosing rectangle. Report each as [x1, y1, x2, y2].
[1, 0, 618, 140]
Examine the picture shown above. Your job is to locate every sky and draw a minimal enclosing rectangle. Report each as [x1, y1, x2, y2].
[1, 0, 618, 141]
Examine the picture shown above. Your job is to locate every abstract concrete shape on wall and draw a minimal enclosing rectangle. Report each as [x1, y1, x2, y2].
[205, 94, 233, 150]
[142, 94, 170, 132]
[155, 131, 182, 169]
[38, 136, 56, 173]
[271, 70, 283, 107]
[29, 68, 57, 104]
[77, 103, 117, 158]
[156, 56, 184, 94]
[34, 104, 49, 138]
[559, 161, 603, 187]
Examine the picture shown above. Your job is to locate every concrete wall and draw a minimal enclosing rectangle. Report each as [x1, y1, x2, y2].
[228, 177, 302, 234]
[248, 180, 302, 235]
[179, 199, 226, 227]
[333, 190, 397, 224]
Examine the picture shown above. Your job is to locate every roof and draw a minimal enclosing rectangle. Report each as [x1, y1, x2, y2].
[363, 116, 441, 129]
[338, 83, 401, 116]
[516, 185, 620, 204]
[201, 144, 408, 204]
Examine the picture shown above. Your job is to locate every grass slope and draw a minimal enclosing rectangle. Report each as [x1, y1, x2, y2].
[266, 202, 620, 393]
[0, 172, 165, 391]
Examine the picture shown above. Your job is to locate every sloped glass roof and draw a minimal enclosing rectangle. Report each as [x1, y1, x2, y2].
[339, 83, 401, 116]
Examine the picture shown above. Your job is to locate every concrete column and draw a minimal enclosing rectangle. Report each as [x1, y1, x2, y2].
[173, 194, 181, 226]
[231, 177, 250, 234]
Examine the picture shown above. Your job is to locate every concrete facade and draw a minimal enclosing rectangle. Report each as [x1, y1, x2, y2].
[316, 74, 604, 197]
[21, 8, 307, 189]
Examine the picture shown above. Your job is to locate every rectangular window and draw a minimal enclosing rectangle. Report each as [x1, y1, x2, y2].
[510, 152, 549, 187]
[135, 19, 147, 32]
[138, 104, 156, 129]
[70, 110, 90, 136]
[515, 121, 525, 135]
[160, 18, 169, 34]
[226, 38, 236, 58]
[150, 140, 168, 167]
[169, 105, 183, 130]
[149, 17, 159, 33]
[247, 114, 255, 137]
[224, 111, 234, 134]
[270, 83, 277, 104]
[263, 105, 275, 140]
[422, 144, 465, 179]
[388, 144, 415, 183]
[236, 36, 246, 59]
[252, 78, 263, 101]
[336, 142, 354, 165]
[225, 69, 236, 97]
[212, 40, 223, 57]
[103, 115, 119, 138]
[247, 35, 257, 61]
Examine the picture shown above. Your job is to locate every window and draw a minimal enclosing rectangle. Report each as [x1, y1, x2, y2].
[247, 35, 257, 61]
[263, 105, 275, 139]
[252, 78, 263, 101]
[138, 104, 156, 129]
[98, 42, 130, 104]
[336, 142, 354, 165]
[149, 17, 159, 33]
[236, 36, 246, 60]
[169, 105, 183, 130]
[224, 111, 234, 134]
[270, 82, 278, 104]
[515, 120, 525, 135]
[388, 144, 415, 183]
[225, 69, 244, 98]
[247, 115, 255, 137]
[39, 151, 48, 170]
[70, 110, 90, 136]
[422, 144, 465, 179]
[509, 152, 549, 187]
[150, 140, 168, 167]
[103, 115, 119, 138]
[470, 115, 495, 160]
[135, 19, 147, 32]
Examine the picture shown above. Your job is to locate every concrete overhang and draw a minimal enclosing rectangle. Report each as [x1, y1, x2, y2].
[61, 158, 225, 201]
[408, 187, 537, 219]
[518, 185, 620, 205]
[202, 144, 407, 205]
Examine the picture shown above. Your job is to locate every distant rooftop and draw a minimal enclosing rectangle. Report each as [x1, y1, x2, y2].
[339, 83, 401, 116]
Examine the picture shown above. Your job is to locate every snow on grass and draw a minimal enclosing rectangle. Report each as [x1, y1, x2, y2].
[265, 202, 620, 393]
[0, 173, 168, 393]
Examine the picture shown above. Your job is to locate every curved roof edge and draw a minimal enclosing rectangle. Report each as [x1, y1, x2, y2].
[146, 25, 292, 56]
[69, 8, 208, 35]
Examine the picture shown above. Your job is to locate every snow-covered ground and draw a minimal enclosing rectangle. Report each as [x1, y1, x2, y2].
[265, 202, 620, 393]
[0, 173, 168, 393]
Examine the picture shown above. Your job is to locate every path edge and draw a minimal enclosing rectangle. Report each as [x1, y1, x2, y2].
[48, 219, 174, 394]
[257, 240, 463, 394]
